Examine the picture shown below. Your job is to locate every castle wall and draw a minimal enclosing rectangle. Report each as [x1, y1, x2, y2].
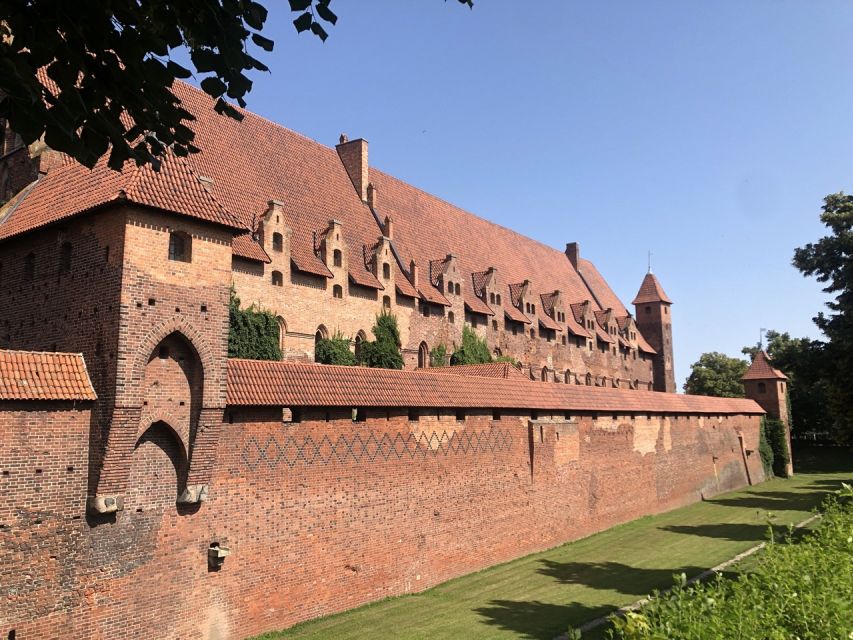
[0, 402, 764, 640]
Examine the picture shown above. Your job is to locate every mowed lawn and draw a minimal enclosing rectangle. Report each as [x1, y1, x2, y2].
[256, 447, 853, 640]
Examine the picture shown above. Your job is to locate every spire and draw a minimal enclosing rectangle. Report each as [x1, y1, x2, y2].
[632, 272, 672, 305]
[742, 351, 787, 381]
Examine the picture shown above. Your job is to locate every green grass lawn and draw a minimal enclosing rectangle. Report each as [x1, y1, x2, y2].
[256, 447, 853, 640]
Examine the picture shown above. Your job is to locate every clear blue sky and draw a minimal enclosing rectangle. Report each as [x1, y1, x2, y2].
[208, 1, 852, 388]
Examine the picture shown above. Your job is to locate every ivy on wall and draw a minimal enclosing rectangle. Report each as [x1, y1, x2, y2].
[228, 287, 282, 361]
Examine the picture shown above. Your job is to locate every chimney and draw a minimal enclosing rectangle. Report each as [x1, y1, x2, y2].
[383, 215, 393, 239]
[565, 242, 580, 270]
[409, 260, 419, 289]
[367, 182, 378, 209]
[336, 136, 369, 202]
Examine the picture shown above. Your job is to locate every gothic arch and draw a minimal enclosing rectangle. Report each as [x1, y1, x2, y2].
[126, 420, 189, 510]
[276, 316, 287, 356]
[418, 341, 429, 368]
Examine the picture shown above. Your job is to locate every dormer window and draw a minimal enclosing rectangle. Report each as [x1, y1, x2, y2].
[272, 232, 283, 252]
[333, 249, 342, 267]
[168, 231, 191, 263]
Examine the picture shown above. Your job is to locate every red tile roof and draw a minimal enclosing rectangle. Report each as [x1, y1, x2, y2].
[395, 272, 419, 298]
[636, 334, 657, 355]
[464, 291, 494, 316]
[232, 232, 271, 263]
[742, 351, 787, 380]
[348, 266, 383, 290]
[226, 360, 764, 415]
[578, 258, 629, 315]
[420, 362, 528, 380]
[504, 304, 531, 324]
[539, 314, 561, 332]
[632, 272, 672, 305]
[0, 350, 97, 401]
[418, 284, 451, 307]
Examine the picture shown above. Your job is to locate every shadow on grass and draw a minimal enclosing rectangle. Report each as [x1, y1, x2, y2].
[536, 560, 705, 596]
[707, 490, 829, 512]
[474, 599, 613, 640]
[660, 522, 774, 542]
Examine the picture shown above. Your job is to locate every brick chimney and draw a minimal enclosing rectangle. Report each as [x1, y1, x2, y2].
[336, 135, 369, 202]
[383, 215, 393, 239]
[367, 182, 378, 209]
[565, 242, 580, 270]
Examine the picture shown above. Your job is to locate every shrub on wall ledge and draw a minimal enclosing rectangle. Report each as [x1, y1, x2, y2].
[359, 311, 403, 369]
[228, 288, 282, 361]
[450, 325, 492, 365]
[429, 343, 448, 367]
[315, 332, 356, 366]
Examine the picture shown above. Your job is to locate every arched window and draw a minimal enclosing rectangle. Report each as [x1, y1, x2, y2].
[541, 367, 548, 382]
[496, 294, 502, 306]
[354, 330, 366, 359]
[271, 270, 283, 286]
[565, 370, 572, 384]
[382, 295, 391, 310]
[585, 373, 592, 386]
[418, 342, 429, 368]
[758, 382, 766, 393]
[446, 280, 453, 294]
[276, 317, 287, 356]
[383, 263, 391, 280]
[314, 326, 328, 362]
[168, 231, 191, 262]
[448, 311, 455, 324]
[333, 284, 343, 298]
[272, 232, 283, 252]
[489, 292, 495, 304]
[333, 249, 342, 267]
[530, 328, 536, 339]
[455, 283, 460, 295]
[24, 252, 35, 280]
[59, 242, 72, 274]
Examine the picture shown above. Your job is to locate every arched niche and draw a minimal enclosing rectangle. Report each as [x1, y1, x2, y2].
[126, 420, 189, 511]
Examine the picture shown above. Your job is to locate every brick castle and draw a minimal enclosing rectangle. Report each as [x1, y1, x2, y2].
[0, 79, 787, 639]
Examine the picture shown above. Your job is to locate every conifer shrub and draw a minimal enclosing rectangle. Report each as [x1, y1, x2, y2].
[604, 484, 853, 640]
[314, 331, 356, 366]
[228, 288, 282, 361]
[450, 325, 492, 365]
[359, 311, 403, 369]
[429, 344, 448, 367]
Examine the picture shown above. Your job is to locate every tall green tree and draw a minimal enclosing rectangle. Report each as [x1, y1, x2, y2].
[793, 192, 853, 444]
[0, 0, 471, 171]
[683, 352, 748, 398]
[358, 311, 403, 369]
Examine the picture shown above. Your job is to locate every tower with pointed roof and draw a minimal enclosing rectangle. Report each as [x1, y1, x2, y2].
[632, 271, 675, 392]
[742, 351, 792, 475]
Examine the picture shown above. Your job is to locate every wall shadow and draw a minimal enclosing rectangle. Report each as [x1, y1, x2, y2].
[536, 560, 705, 597]
[660, 523, 774, 542]
[474, 599, 612, 640]
[707, 491, 828, 512]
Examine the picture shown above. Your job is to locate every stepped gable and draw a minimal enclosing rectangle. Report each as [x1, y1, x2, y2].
[0, 149, 244, 241]
[632, 272, 672, 305]
[227, 359, 765, 414]
[742, 350, 787, 380]
[0, 349, 96, 401]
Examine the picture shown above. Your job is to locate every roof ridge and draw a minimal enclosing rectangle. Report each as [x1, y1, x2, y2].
[0, 348, 86, 357]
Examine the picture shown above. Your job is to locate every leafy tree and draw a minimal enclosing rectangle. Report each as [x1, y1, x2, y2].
[450, 325, 492, 365]
[0, 0, 472, 171]
[314, 331, 355, 365]
[741, 330, 832, 437]
[358, 311, 403, 369]
[793, 192, 853, 444]
[683, 352, 748, 398]
[228, 288, 281, 360]
[429, 343, 448, 367]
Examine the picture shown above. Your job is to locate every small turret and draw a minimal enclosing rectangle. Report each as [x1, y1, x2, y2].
[632, 272, 674, 393]
[742, 351, 793, 475]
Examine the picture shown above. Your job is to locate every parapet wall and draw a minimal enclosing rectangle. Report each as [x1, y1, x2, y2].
[1, 370, 765, 640]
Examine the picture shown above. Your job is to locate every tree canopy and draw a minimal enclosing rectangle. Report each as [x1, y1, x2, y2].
[0, 0, 472, 171]
[792, 192, 853, 443]
[359, 311, 403, 370]
[450, 326, 493, 365]
[683, 352, 748, 398]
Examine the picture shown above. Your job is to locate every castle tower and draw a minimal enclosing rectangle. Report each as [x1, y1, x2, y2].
[632, 272, 675, 393]
[742, 351, 793, 475]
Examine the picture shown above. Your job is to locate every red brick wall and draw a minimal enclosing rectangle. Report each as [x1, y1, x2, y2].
[1, 403, 764, 640]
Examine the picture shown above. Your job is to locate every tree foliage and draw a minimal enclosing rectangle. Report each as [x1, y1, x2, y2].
[792, 192, 853, 444]
[764, 417, 791, 477]
[358, 311, 403, 369]
[0, 0, 472, 171]
[450, 325, 492, 365]
[683, 352, 748, 398]
[314, 331, 355, 365]
[429, 343, 448, 368]
[228, 288, 281, 360]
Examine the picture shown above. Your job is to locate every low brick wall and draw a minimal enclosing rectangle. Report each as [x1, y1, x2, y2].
[0, 401, 764, 640]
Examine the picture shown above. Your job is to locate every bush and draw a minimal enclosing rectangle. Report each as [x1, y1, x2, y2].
[450, 325, 492, 365]
[429, 344, 447, 367]
[228, 288, 282, 361]
[605, 484, 853, 640]
[765, 417, 791, 477]
[758, 418, 775, 478]
[359, 311, 403, 369]
[314, 331, 355, 365]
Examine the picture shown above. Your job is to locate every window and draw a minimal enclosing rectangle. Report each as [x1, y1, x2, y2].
[272, 232, 283, 252]
[271, 270, 283, 286]
[645, 306, 651, 314]
[382, 295, 391, 310]
[59, 242, 72, 274]
[354, 331, 366, 359]
[277, 317, 287, 355]
[531, 304, 536, 314]
[168, 231, 191, 262]
[448, 311, 455, 324]
[24, 252, 35, 280]
[530, 328, 536, 339]
[383, 262, 391, 280]
[333, 284, 343, 298]
[541, 367, 548, 382]
[455, 283, 460, 295]
[422, 303, 430, 318]
[418, 342, 429, 368]
[333, 249, 342, 267]
[585, 373, 592, 386]
[758, 382, 766, 394]
[490, 292, 495, 304]
[492, 320, 498, 331]
[565, 370, 571, 384]
[561, 336, 566, 345]
[512, 324, 518, 336]
[455, 408, 465, 422]
[496, 294, 502, 306]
